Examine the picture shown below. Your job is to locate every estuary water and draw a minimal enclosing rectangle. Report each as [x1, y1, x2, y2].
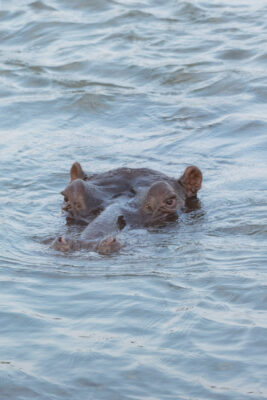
[0, 0, 267, 399]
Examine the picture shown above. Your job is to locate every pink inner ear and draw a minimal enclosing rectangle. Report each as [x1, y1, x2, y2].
[187, 167, 202, 182]
[179, 166, 202, 197]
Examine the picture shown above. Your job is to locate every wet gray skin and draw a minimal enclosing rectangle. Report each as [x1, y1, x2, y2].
[61, 162, 136, 223]
[61, 162, 202, 224]
[53, 201, 126, 255]
[61, 180, 107, 224]
[54, 169, 202, 254]
[139, 181, 182, 227]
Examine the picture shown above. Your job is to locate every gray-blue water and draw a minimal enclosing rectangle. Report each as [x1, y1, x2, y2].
[0, 0, 267, 399]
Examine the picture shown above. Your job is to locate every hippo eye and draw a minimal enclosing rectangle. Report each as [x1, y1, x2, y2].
[166, 198, 176, 206]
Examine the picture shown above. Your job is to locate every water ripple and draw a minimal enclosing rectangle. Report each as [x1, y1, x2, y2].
[0, 0, 267, 399]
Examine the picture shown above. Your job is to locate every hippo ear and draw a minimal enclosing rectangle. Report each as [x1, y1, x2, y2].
[70, 162, 87, 182]
[178, 166, 202, 198]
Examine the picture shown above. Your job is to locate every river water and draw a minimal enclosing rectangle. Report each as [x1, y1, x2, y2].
[0, 0, 267, 399]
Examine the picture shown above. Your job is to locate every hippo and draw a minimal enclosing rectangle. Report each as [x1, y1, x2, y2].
[61, 162, 202, 224]
[53, 164, 202, 254]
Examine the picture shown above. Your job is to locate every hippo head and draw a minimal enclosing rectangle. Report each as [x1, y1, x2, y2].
[141, 181, 180, 226]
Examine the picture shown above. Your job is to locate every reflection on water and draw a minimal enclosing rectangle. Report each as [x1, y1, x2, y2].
[0, 0, 267, 399]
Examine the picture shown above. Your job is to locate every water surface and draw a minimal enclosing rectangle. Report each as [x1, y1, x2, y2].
[0, 0, 267, 399]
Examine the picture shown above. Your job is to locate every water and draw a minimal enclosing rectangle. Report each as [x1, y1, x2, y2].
[0, 0, 267, 398]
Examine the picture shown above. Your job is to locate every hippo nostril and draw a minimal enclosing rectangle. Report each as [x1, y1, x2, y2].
[117, 215, 126, 230]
